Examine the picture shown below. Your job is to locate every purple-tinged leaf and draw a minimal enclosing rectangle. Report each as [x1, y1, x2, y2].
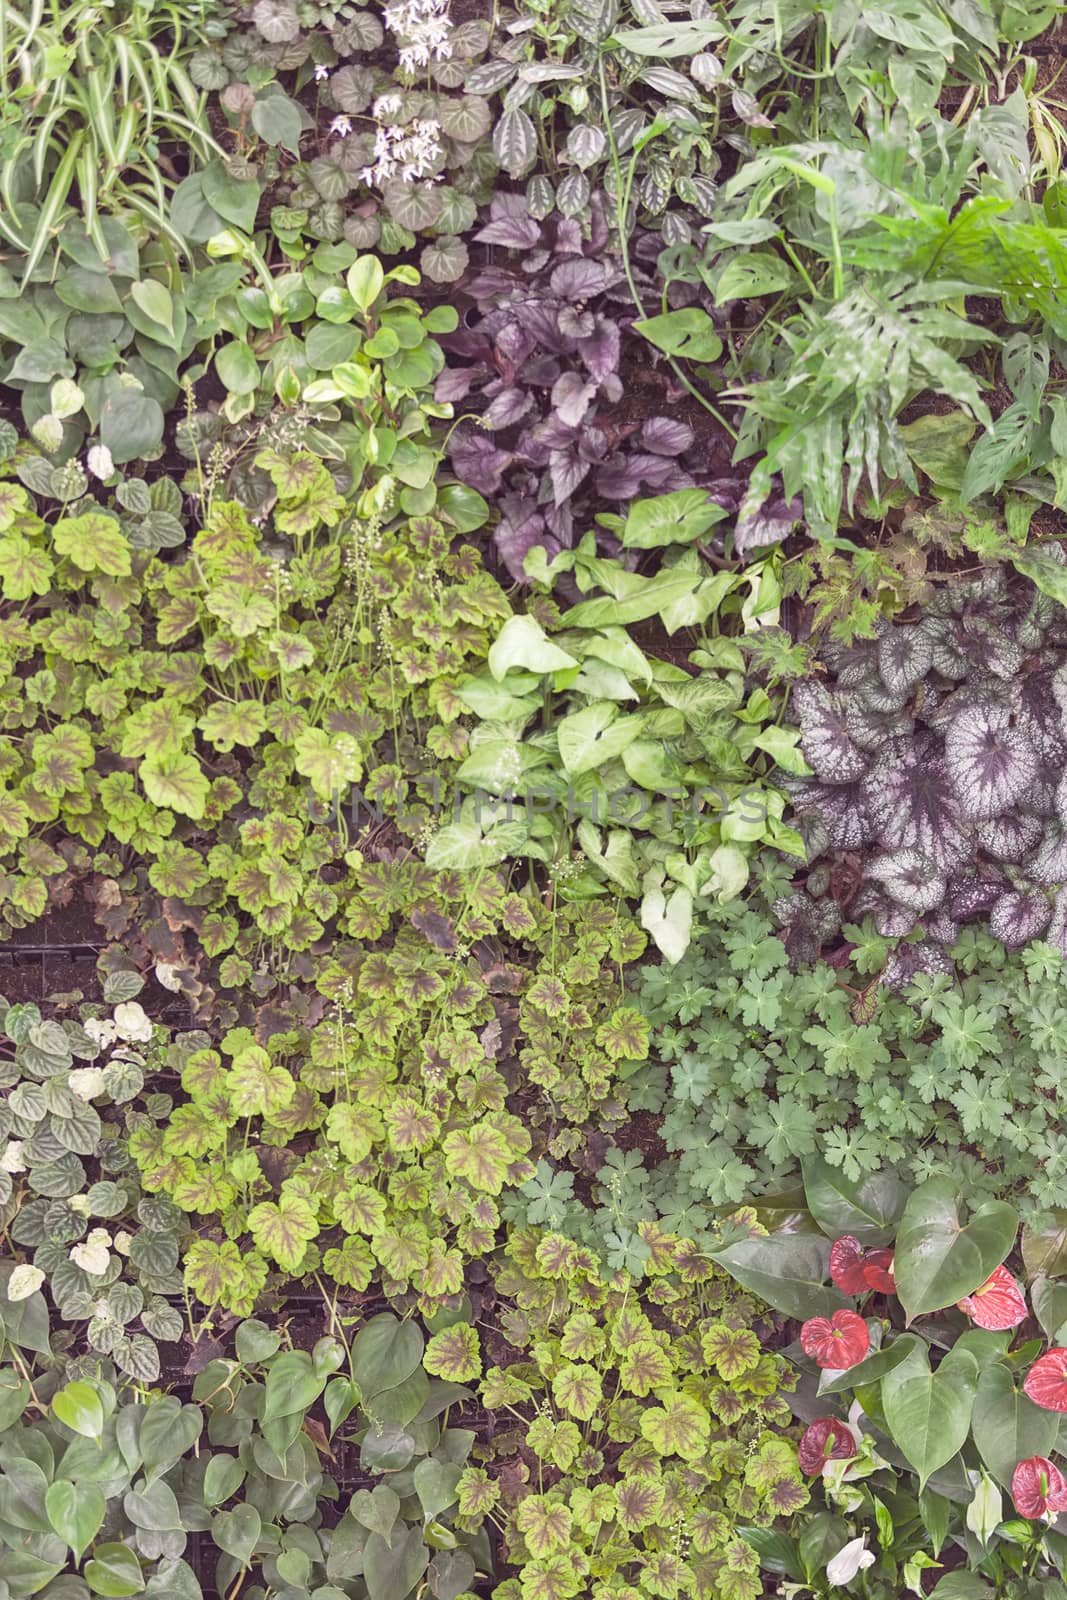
[494, 322, 537, 371]
[863, 748, 970, 872]
[474, 194, 541, 248]
[493, 497, 555, 582]
[449, 430, 513, 494]
[989, 887, 1051, 947]
[973, 812, 1043, 861]
[1027, 824, 1067, 886]
[947, 876, 1001, 919]
[876, 902, 920, 938]
[883, 943, 954, 990]
[549, 259, 611, 300]
[878, 624, 933, 696]
[788, 780, 871, 848]
[868, 850, 945, 912]
[559, 306, 596, 339]
[793, 683, 868, 783]
[924, 912, 960, 944]
[601, 373, 624, 404]
[551, 372, 597, 428]
[641, 416, 695, 455]
[524, 355, 565, 388]
[577, 319, 621, 381]
[550, 448, 590, 506]
[734, 494, 803, 559]
[594, 459, 645, 499]
[483, 387, 534, 429]
[945, 704, 1038, 821]
[512, 302, 575, 354]
[435, 367, 480, 403]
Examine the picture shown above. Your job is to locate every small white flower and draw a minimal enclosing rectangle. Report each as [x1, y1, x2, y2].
[87, 443, 114, 479]
[331, 115, 353, 137]
[314, 62, 330, 80]
[113, 1231, 132, 1256]
[0, 1140, 26, 1174]
[68, 1067, 107, 1101]
[114, 1001, 152, 1043]
[373, 93, 402, 117]
[70, 1229, 111, 1276]
[8, 1264, 45, 1301]
[85, 1017, 118, 1047]
[826, 1537, 875, 1587]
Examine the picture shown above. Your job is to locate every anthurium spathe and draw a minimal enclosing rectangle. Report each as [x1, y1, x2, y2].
[798, 1418, 858, 1475]
[1012, 1456, 1067, 1519]
[800, 1310, 871, 1370]
[957, 1265, 1027, 1330]
[1023, 1349, 1067, 1412]
[829, 1235, 896, 1295]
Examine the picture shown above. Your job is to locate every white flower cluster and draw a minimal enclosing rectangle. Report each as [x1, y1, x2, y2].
[362, 95, 443, 187]
[383, 0, 452, 69]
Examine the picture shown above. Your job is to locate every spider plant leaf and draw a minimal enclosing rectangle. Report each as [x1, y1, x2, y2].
[22, 128, 84, 282]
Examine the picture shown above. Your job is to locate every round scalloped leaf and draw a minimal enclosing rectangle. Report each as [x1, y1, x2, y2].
[989, 888, 1051, 948]
[878, 624, 933, 696]
[793, 682, 868, 783]
[383, 180, 444, 232]
[867, 850, 946, 912]
[438, 96, 491, 143]
[974, 812, 1043, 861]
[189, 48, 229, 89]
[945, 704, 1038, 822]
[330, 65, 375, 113]
[789, 780, 870, 849]
[420, 236, 468, 284]
[1027, 824, 1067, 886]
[863, 749, 970, 872]
[252, 0, 299, 40]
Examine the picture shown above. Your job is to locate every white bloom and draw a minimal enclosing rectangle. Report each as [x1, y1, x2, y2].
[8, 1264, 45, 1301]
[361, 117, 443, 189]
[70, 1229, 111, 1275]
[826, 1538, 875, 1587]
[0, 1140, 26, 1174]
[314, 62, 330, 80]
[114, 1001, 152, 1043]
[331, 115, 353, 137]
[84, 1017, 118, 1047]
[87, 443, 114, 479]
[383, 0, 452, 68]
[113, 1231, 132, 1256]
[373, 93, 402, 118]
[68, 1067, 107, 1100]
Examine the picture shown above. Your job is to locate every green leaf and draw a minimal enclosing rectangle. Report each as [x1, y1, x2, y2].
[100, 390, 165, 464]
[203, 1453, 246, 1507]
[492, 109, 536, 178]
[247, 1193, 318, 1271]
[441, 1124, 512, 1193]
[557, 703, 642, 775]
[227, 1045, 295, 1116]
[488, 614, 577, 680]
[622, 489, 725, 549]
[251, 93, 303, 153]
[213, 1504, 261, 1566]
[46, 1480, 105, 1559]
[52, 1380, 105, 1439]
[202, 160, 261, 232]
[640, 880, 693, 966]
[715, 254, 795, 302]
[364, 1526, 429, 1600]
[711, 1233, 851, 1320]
[85, 1543, 145, 1597]
[970, 1361, 1059, 1487]
[347, 256, 384, 313]
[882, 1344, 980, 1491]
[1013, 547, 1067, 610]
[351, 1314, 424, 1399]
[611, 19, 724, 53]
[52, 512, 131, 577]
[801, 1156, 905, 1246]
[130, 281, 175, 338]
[140, 752, 210, 820]
[633, 308, 723, 361]
[216, 341, 261, 397]
[263, 1350, 328, 1420]
[894, 1180, 1019, 1321]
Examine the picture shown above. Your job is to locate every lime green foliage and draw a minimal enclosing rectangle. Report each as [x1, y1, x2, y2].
[0, 466, 498, 942]
[129, 884, 647, 1318]
[462, 1227, 803, 1600]
[454, 523, 810, 962]
[630, 884, 1067, 1223]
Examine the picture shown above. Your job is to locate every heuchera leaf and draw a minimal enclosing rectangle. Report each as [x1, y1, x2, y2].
[944, 704, 1039, 822]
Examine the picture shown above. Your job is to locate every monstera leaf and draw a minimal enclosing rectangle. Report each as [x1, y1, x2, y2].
[945, 704, 1038, 821]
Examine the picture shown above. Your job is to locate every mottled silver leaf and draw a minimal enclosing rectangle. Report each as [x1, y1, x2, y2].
[863, 747, 970, 872]
[793, 682, 868, 783]
[877, 624, 932, 696]
[867, 850, 945, 912]
[989, 888, 1051, 948]
[944, 703, 1038, 822]
[973, 812, 1043, 862]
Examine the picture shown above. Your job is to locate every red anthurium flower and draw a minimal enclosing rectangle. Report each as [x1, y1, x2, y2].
[798, 1418, 857, 1475]
[1012, 1456, 1067, 1518]
[1024, 1349, 1067, 1412]
[957, 1265, 1027, 1331]
[862, 1248, 896, 1294]
[800, 1310, 871, 1370]
[829, 1236, 895, 1296]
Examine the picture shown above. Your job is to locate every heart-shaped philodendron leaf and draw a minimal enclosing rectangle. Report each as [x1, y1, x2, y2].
[893, 1179, 1019, 1322]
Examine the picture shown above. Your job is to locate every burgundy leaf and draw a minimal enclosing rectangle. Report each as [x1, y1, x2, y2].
[552, 372, 597, 428]
[559, 306, 596, 340]
[449, 430, 513, 495]
[550, 448, 590, 506]
[483, 387, 534, 429]
[577, 318, 621, 382]
[734, 495, 803, 559]
[550, 258, 611, 299]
